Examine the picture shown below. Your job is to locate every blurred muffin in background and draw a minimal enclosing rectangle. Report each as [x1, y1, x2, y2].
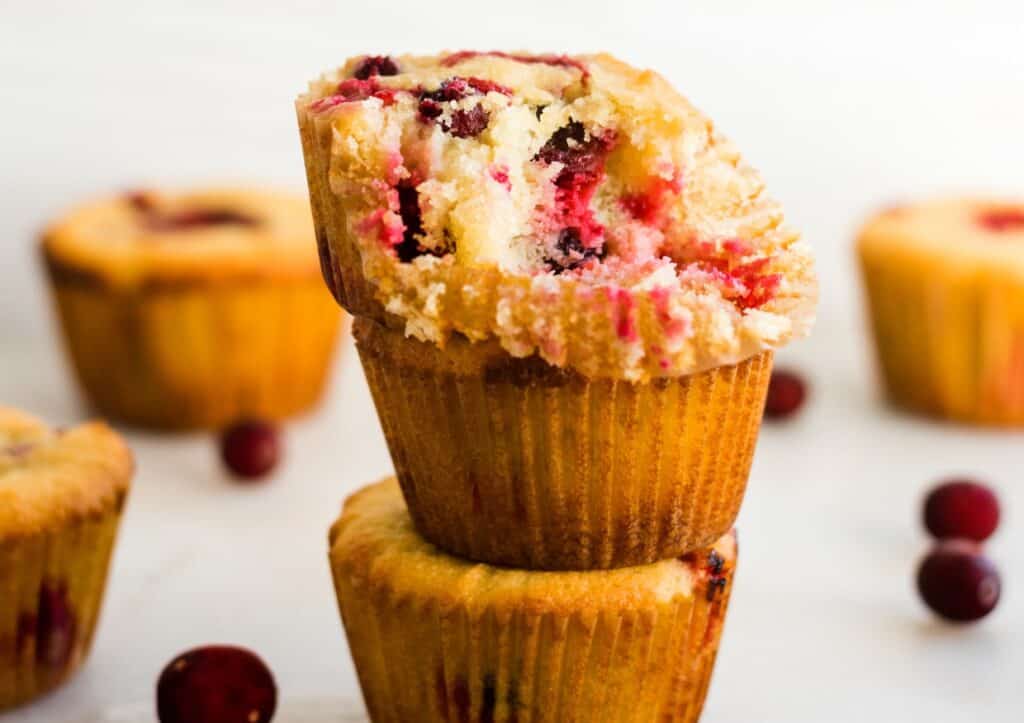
[41, 188, 346, 430]
[858, 198, 1024, 425]
[0, 406, 133, 710]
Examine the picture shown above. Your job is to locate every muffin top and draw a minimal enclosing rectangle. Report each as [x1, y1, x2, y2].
[298, 51, 816, 380]
[0, 407, 133, 541]
[859, 198, 1024, 275]
[42, 188, 320, 286]
[329, 478, 736, 614]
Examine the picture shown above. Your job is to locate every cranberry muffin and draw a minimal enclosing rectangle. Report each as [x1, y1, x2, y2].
[299, 52, 816, 568]
[41, 188, 346, 430]
[859, 198, 1024, 425]
[329, 479, 737, 723]
[0, 407, 133, 710]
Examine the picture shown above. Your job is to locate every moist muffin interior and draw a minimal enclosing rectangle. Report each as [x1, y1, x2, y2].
[299, 51, 817, 379]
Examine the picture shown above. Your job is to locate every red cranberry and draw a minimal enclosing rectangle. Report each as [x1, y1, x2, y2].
[978, 208, 1024, 232]
[444, 105, 491, 138]
[544, 227, 603, 273]
[917, 540, 1001, 623]
[923, 479, 1000, 542]
[36, 583, 77, 668]
[220, 421, 282, 480]
[395, 182, 426, 262]
[150, 208, 258, 231]
[764, 369, 808, 420]
[352, 55, 399, 79]
[157, 645, 276, 723]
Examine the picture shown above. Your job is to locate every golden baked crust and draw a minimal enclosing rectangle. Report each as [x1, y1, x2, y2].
[0, 407, 134, 540]
[41, 187, 321, 286]
[329, 478, 737, 611]
[859, 197, 1024, 275]
[298, 51, 816, 380]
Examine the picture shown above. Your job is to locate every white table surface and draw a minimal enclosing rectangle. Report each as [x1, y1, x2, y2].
[2, 2, 1023, 721]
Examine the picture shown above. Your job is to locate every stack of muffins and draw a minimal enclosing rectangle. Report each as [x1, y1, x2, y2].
[298, 51, 817, 721]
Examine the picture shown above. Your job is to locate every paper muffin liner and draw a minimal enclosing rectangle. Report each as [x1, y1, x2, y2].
[860, 251, 1024, 425]
[43, 254, 345, 430]
[355, 316, 770, 569]
[330, 510, 736, 723]
[0, 492, 126, 710]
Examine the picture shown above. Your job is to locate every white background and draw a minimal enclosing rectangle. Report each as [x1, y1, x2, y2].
[1, 1, 1023, 720]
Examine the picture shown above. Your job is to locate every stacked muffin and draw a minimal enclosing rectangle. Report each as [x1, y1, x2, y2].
[298, 51, 816, 721]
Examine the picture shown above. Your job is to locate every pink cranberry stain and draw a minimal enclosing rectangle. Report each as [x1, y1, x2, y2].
[352, 55, 400, 79]
[764, 369, 808, 420]
[609, 287, 638, 342]
[442, 50, 590, 79]
[917, 540, 1001, 623]
[489, 165, 511, 190]
[220, 420, 282, 480]
[310, 78, 400, 112]
[923, 479, 1000, 543]
[156, 645, 277, 723]
[978, 207, 1024, 233]
[35, 583, 76, 669]
[534, 120, 616, 253]
[620, 173, 683, 225]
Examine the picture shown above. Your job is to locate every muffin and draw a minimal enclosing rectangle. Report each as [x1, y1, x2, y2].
[41, 188, 346, 430]
[0, 407, 133, 710]
[859, 198, 1024, 425]
[329, 479, 737, 723]
[299, 52, 816, 567]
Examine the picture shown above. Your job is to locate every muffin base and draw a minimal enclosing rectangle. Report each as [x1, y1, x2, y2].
[860, 250, 1024, 426]
[329, 481, 737, 723]
[0, 493, 126, 710]
[355, 316, 770, 569]
[44, 254, 345, 430]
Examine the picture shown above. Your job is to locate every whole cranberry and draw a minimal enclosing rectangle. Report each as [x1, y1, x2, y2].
[220, 421, 282, 480]
[157, 645, 276, 723]
[764, 369, 808, 420]
[917, 540, 1001, 623]
[923, 479, 1000, 542]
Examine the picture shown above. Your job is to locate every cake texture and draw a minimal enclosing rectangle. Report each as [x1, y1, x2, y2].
[297, 51, 816, 381]
[859, 198, 1024, 425]
[329, 479, 737, 723]
[356, 316, 768, 569]
[0, 407, 133, 710]
[41, 188, 346, 430]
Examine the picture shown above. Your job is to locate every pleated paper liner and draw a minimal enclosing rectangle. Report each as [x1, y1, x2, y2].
[860, 248, 1024, 425]
[0, 494, 126, 711]
[329, 480, 737, 723]
[43, 251, 346, 431]
[354, 316, 770, 570]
